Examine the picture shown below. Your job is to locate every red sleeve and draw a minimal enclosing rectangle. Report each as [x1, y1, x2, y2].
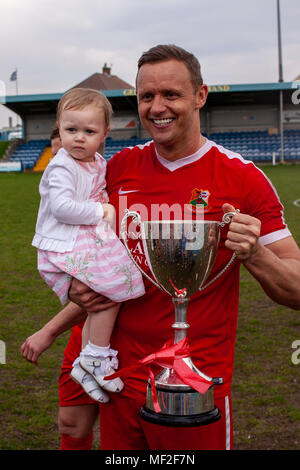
[242, 163, 290, 241]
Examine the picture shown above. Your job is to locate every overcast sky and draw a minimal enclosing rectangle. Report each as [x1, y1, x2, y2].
[0, 0, 299, 128]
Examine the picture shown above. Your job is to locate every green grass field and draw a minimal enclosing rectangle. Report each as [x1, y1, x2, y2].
[0, 166, 299, 450]
[0, 141, 10, 159]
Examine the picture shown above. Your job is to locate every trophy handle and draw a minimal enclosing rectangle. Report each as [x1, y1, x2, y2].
[219, 210, 239, 227]
[199, 210, 240, 292]
[120, 209, 168, 293]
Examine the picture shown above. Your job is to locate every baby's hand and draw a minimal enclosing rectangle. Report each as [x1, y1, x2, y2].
[21, 328, 56, 366]
[102, 203, 116, 228]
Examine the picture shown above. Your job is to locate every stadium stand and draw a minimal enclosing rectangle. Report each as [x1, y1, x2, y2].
[3, 67, 300, 170]
[103, 137, 149, 161]
[210, 129, 300, 163]
[102, 130, 300, 164]
[7, 130, 300, 169]
[33, 146, 53, 172]
[10, 139, 50, 169]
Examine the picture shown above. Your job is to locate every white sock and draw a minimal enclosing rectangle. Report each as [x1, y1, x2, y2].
[82, 341, 110, 358]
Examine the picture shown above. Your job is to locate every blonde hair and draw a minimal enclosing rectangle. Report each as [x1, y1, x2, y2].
[56, 88, 112, 129]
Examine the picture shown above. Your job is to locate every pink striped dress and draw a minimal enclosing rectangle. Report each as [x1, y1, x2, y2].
[37, 159, 145, 305]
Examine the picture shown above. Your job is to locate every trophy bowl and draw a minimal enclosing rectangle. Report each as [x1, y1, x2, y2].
[120, 210, 237, 427]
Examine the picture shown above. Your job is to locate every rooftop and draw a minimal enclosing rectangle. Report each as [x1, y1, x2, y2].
[71, 64, 134, 91]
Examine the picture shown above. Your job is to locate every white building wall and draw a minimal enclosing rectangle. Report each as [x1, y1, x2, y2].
[208, 105, 278, 133]
[24, 114, 56, 141]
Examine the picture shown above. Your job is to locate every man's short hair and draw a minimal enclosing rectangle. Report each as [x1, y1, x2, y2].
[56, 88, 112, 129]
[137, 44, 203, 92]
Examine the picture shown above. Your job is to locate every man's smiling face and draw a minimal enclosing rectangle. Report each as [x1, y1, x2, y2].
[136, 59, 207, 160]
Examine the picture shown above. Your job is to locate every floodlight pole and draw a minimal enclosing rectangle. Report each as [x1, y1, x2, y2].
[277, 0, 283, 83]
[277, 0, 284, 163]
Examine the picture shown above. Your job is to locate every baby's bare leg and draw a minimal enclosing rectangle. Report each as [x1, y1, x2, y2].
[87, 304, 120, 347]
[82, 304, 120, 349]
[81, 316, 90, 349]
[79, 304, 123, 393]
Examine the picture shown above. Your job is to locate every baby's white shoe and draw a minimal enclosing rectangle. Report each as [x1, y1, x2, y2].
[79, 345, 124, 393]
[70, 363, 110, 403]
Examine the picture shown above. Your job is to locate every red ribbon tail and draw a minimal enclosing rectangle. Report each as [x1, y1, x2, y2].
[174, 358, 212, 394]
[148, 366, 161, 413]
[103, 363, 139, 381]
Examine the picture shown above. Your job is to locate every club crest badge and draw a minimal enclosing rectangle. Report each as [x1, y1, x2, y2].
[189, 189, 210, 209]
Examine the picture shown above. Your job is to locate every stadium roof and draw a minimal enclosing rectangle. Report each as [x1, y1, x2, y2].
[3, 81, 300, 116]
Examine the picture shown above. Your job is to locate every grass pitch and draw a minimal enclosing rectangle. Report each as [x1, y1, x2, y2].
[0, 166, 299, 450]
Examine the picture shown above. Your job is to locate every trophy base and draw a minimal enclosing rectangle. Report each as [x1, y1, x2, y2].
[141, 371, 222, 427]
[140, 406, 221, 427]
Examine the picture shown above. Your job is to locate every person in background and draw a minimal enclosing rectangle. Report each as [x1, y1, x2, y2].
[50, 126, 62, 157]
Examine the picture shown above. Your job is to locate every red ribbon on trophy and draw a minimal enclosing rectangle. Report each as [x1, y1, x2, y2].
[105, 337, 212, 413]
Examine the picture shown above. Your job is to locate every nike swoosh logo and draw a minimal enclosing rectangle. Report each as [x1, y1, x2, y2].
[118, 187, 140, 195]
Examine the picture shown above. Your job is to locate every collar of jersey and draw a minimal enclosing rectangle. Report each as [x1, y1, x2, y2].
[155, 138, 212, 172]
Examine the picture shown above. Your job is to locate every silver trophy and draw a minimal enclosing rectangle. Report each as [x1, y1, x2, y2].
[120, 210, 238, 427]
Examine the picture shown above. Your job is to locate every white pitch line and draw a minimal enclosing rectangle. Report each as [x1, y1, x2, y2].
[293, 199, 300, 207]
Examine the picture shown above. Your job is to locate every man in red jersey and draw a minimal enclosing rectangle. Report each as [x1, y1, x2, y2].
[22, 45, 300, 450]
